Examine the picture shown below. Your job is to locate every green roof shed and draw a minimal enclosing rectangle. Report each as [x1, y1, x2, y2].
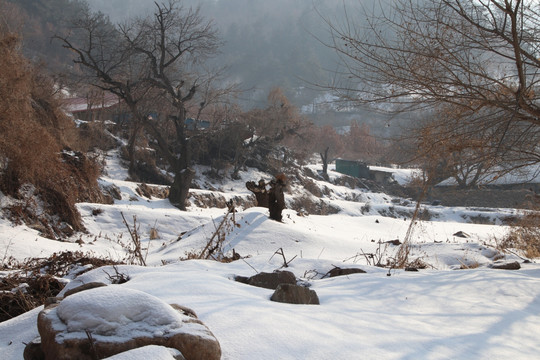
[335, 159, 370, 179]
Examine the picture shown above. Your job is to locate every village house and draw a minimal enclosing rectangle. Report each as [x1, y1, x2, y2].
[335, 159, 394, 184]
[61, 92, 124, 122]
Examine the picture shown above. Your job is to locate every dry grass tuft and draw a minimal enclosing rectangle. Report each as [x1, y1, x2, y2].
[0, 251, 123, 321]
[500, 206, 540, 259]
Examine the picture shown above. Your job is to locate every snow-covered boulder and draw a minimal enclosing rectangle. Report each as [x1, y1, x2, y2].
[35, 286, 220, 360]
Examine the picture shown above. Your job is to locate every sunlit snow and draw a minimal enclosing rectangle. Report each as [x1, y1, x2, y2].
[0, 150, 539, 360]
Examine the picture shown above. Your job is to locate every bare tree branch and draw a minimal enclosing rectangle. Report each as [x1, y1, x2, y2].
[322, 0, 540, 183]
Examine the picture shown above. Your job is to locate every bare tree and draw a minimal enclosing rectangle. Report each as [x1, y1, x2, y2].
[56, 8, 153, 175]
[238, 87, 308, 173]
[345, 121, 384, 163]
[323, 0, 540, 181]
[315, 125, 345, 178]
[414, 104, 506, 187]
[57, 0, 228, 210]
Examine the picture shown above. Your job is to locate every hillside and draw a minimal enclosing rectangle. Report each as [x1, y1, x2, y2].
[1, 148, 539, 359]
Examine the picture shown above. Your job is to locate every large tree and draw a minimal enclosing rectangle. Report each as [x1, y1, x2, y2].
[57, 0, 226, 210]
[324, 0, 540, 183]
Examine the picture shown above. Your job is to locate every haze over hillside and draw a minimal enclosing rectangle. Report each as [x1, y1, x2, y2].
[87, 0, 405, 135]
[86, 0, 339, 103]
[88, 0, 340, 104]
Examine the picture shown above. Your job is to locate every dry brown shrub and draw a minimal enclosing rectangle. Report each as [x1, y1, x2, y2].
[73, 120, 118, 152]
[501, 208, 540, 258]
[0, 30, 104, 236]
[0, 251, 123, 321]
[0, 273, 63, 322]
[136, 183, 169, 199]
[301, 178, 323, 198]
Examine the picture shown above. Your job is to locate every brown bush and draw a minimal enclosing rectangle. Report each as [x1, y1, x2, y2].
[0, 30, 104, 237]
[0, 251, 123, 321]
[0, 274, 63, 322]
[301, 178, 323, 198]
[500, 209, 540, 258]
[77, 121, 118, 152]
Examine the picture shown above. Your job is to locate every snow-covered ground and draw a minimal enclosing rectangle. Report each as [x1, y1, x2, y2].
[1, 150, 539, 359]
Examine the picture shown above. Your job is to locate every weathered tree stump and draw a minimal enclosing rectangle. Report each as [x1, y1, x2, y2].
[268, 174, 286, 222]
[245, 179, 269, 208]
[246, 174, 287, 221]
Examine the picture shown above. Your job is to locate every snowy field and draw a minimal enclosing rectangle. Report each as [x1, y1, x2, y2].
[0, 151, 539, 359]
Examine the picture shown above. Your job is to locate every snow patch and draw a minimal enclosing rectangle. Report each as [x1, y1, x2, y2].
[103, 345, 184, 360]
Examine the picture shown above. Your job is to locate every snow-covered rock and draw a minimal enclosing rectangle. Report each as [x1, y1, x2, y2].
[36, 286, 220, 360]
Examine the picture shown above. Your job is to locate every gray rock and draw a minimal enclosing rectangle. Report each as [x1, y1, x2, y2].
[234, 275, 249, 284]
[247, 270, 297, 290]
[327, 267, 366, 277]
[490, 261, 521, 270]
[270, 284, 320, 305]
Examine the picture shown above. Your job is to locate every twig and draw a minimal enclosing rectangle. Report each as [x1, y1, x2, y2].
[503, 248, 530, 261]
[85, 330, 99, 360]
[241, 258, 259, 274]
[269, 248, 297, 268]
[394, 180, 430, 268]
[1, 235, 15, 266]
[103, 265, 130, 284]
[120, 212, 146, 266]
[199, 205, 235, 259]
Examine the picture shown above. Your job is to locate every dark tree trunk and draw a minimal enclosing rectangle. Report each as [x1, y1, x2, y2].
[169, 167, 195, 210]
[246, 175, 287, 222]
[268, 177, 286, 222]
[320, 147, 330, 180]
[142, 111, 195, 210]
[246, 180, 270, 208]
[126, 121, 142, 176]
[168, 122, 195, 210]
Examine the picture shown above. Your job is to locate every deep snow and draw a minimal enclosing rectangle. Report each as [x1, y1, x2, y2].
[0, 150, 538, 359]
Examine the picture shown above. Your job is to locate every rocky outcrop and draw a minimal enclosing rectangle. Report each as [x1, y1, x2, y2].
[235, 270, 320, 305]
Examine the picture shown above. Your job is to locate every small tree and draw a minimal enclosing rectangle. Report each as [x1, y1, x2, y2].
[414, 106, 500, 187]
[345, 121, 383, 163]
[315, 125, 345, 178]
[238, 88, 307, 173]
